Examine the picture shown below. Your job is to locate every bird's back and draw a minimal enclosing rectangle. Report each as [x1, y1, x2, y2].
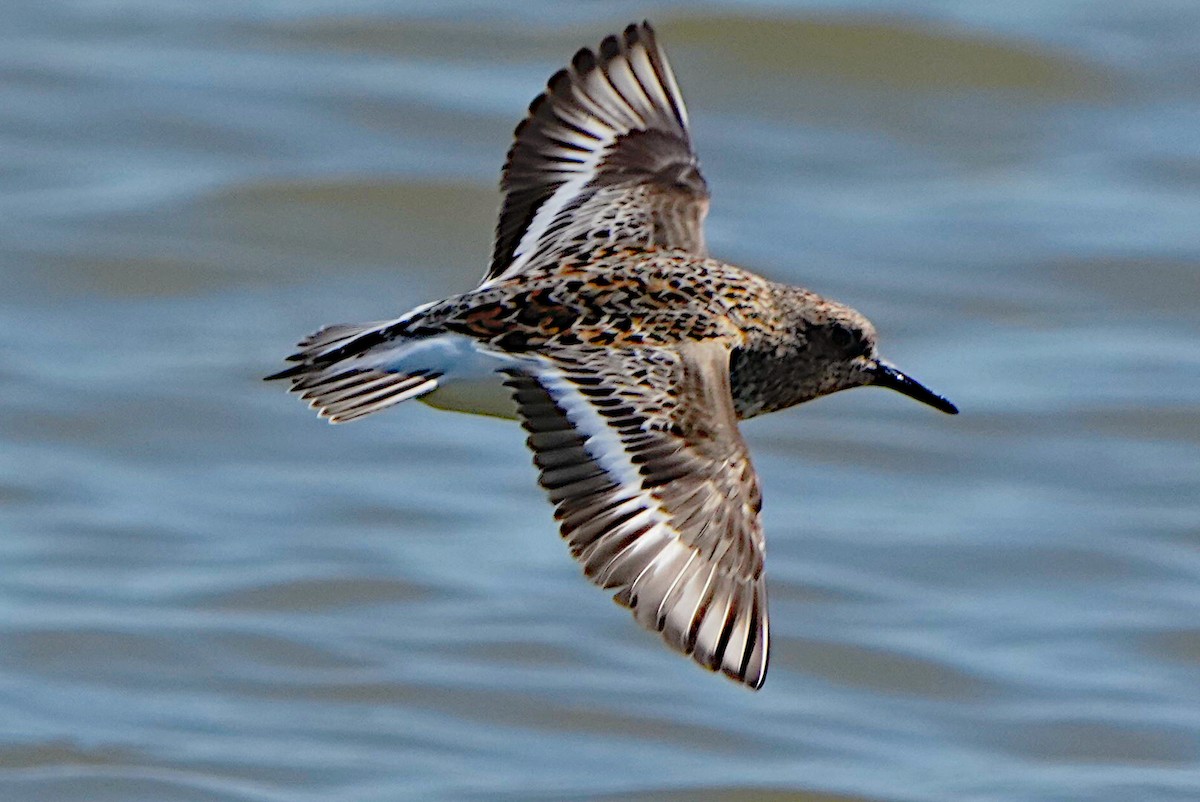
[409, 247, 781, 353]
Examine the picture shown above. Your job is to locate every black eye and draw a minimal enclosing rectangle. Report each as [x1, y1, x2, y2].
[830, 324, 868, 356]
[830, 324, 854, 348]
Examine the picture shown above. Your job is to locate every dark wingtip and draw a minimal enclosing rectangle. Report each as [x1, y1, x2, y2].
[527, 92, 548, 117]
[571, 45, 596, 73]
[547, 67, 571, 96]
[598, 34, 621, 61]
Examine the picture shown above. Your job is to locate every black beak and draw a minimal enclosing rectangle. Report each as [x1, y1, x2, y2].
[871, 361, 958, 415]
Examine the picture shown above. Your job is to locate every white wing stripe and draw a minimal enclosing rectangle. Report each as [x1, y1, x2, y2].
[501, 170, 598, 279]
[535, 363, 649, 490]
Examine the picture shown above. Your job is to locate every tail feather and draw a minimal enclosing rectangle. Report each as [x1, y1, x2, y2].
[295, 320, 393, 354]
[313, 373, 439, 423]
[266, 320, 441, 423]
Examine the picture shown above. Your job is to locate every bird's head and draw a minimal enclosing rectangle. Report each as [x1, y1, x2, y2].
[765, 290, 958, 416]
[812, 303, 957, 414]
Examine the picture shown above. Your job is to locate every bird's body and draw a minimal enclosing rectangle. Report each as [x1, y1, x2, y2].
[268, 22, 956, 689]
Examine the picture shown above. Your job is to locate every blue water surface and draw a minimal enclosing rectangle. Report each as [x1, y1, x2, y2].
[2, 2, 1198, 800]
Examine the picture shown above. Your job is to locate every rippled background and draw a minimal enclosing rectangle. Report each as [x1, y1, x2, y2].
[3, 2, 1199, 800]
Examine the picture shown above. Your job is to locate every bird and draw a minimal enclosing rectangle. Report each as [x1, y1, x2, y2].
[266, 21, 957, 690]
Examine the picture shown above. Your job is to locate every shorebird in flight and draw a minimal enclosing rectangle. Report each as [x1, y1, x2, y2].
[268, 21, 956, 689]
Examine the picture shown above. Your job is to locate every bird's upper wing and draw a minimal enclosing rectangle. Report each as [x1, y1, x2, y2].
[503, 339, 768, 688]
[483, 21, 710, 285]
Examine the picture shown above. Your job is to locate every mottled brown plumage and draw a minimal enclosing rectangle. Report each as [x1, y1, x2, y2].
[267, 21, 956, 689]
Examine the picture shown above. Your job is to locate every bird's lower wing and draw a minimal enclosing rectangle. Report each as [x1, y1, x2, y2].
[504, 340, 769, 688]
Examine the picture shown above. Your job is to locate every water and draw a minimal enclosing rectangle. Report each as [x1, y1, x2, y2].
[3, 2, 1199, 800]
